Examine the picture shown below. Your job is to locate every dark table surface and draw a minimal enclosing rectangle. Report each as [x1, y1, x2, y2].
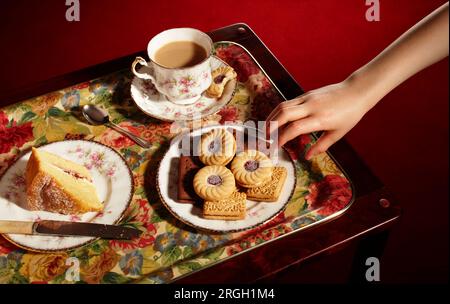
[0, 23, 402, 284]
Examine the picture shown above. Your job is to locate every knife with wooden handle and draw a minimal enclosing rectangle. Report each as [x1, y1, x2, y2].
[0, 220, 142, 240]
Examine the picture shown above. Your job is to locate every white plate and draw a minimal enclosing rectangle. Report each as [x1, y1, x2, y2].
[0, 140, 133, 252]
[130, 56, 237, 122]
[157, 125, 297, 233]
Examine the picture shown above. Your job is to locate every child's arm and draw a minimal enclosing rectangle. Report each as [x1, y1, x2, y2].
[267, 2, 449, 160]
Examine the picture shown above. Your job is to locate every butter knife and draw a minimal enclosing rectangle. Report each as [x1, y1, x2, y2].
[0, 220, 141, 240]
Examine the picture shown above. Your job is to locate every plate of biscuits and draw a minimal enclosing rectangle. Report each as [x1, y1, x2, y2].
[0, 140, 133, 252]
[157, 125, 297, 233]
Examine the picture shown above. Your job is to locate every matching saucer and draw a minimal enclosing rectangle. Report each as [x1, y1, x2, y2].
[130, 56, 237, 122]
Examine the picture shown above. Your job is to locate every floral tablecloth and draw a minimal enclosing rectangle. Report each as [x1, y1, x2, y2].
[0, 42, 353, 284]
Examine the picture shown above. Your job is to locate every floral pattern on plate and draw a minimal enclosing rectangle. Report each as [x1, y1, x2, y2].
[67, 145, 118, 178]
[0, 140, 133, 252]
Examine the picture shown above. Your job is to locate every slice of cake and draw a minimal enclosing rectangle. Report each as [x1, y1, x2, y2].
[26, 147, 103, 215]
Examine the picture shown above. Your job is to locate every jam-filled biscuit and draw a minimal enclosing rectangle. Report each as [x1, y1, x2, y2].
[198, 128, 236, 166]
[206, 66, 237, 98]
[193, 165, 236, 201]
[230, 150, 273, 188]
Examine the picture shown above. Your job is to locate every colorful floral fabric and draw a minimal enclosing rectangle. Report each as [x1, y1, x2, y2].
[0, 42, 353, 284]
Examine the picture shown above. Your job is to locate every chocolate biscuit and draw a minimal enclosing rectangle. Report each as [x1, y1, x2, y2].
[177, 156, 203, 203]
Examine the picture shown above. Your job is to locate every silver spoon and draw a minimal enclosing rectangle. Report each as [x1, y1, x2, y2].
[82, 104, 152, 149]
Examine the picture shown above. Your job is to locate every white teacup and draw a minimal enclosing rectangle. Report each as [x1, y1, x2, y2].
[132, 28, 213, 105]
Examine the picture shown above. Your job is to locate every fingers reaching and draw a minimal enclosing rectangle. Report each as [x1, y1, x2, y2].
[266, 101, 309, 135]
[264, 80, 367, 159]
[305, 131, 341, 160]
[278, 117, 321, 147]
[268, 105, 309, 135]
[265, 96, 306, 122]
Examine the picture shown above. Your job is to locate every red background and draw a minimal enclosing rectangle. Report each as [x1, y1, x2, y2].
[0, 0, 448, 283]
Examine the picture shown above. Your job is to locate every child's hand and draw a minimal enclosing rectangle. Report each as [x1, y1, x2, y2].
[266, 79, 371, 160]
[267, 2, 448, 160]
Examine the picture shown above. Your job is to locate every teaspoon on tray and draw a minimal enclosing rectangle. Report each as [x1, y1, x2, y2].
[82, 104, 152, 149]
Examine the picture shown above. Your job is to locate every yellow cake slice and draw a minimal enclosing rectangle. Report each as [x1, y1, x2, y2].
[26, 147, 103, 214]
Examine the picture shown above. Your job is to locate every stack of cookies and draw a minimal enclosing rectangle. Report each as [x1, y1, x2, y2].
[177, 128, 287, 221]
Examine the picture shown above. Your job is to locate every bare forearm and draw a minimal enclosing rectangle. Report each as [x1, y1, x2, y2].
[268, 2, 449, 158]
[349, 2, 449, 110]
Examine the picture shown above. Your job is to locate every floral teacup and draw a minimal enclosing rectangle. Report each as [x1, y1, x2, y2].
[132, 28, 213, 105]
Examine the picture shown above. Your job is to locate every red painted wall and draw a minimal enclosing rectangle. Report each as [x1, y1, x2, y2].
[0, 0, 448, 283]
